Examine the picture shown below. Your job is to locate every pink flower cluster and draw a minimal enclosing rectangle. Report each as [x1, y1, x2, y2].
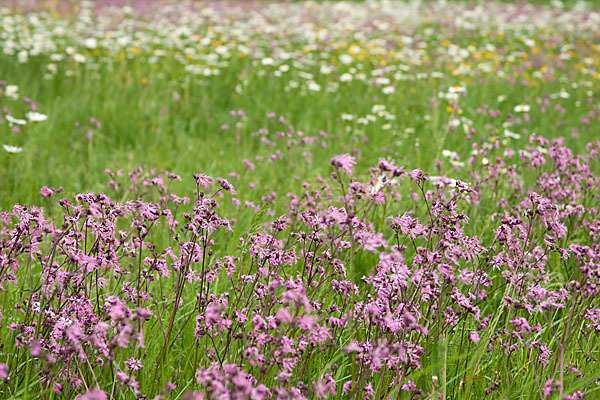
[0, 135, 599, 399]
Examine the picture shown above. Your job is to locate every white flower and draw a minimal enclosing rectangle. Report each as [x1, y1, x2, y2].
[497, 95, 506, 102]
[4, 85, 18, 99]
[339, 54, 353, 65]
[430, 176, 471, 188]
[26, 112, 48, 122]
[442, 149, 458, 158]
[307, 81, 321, 92]
[503, 129, 521, 139]
[513, 104, 530, 112]
[371, 104, 386, 113]
[382, 85, 395, 94]
[18, 50, 28, 63]
[74, 53, 86, 63]
[320, 65, 333, 74]
[3, 144, 23, 153]
[215, 45, 228, 55]
[369, 175, 387, 195]
[261, 57, 274, 66]
[341, 113, 354, 121]
[5, 115, 27, 126]
[448, 85, 466, 94]
[340, 73, 353, 82]
[445, 92, 459, 101]
[518, 149, 532, 157]
[84, 37, 98, 49]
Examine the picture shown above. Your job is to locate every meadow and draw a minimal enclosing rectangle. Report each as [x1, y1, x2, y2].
[0, 0, 599, 399]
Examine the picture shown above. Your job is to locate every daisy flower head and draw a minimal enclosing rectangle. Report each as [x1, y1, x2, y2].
[3, 144, 23, 153]
[5, 115, 27, 126]
[26, 112, 48, 122]
[514, 104, 530, 113]
[4, 85, 19, 99]
[448, 85, 466, 94]
[369, 174, 387, 195]
[340, 73, 352, 82]
[371, 104, 386, 114]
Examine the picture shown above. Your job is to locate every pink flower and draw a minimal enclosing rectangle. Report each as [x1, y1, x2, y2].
[217, 178, 237, 194]
[30, 340, 42, 357]
[330, 153, 356, 175]
[81, 389, 107, 400]
[40, 186, 52, 197]
[193, 173, 213, 188]
[469, 331, 480, 343]
[125, 357, 143, 371]
[0, 363, 8, 379]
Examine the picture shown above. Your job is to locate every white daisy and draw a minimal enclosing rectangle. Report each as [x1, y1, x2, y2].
[504, 129, 521, 139]
[340, 73, 353, 82]
[513, 104, 530, 112]
[307, 81, 321, 92]
[4, 85, 18, 99]
[74, 53, 86, 63]
[448, 85, 466, 94]
[5, 115, 27, 126]
[26, 112, 48, 122]
[369, 175, 387, 195]
[371, 104, 386, 113]
[84, 37, 98, 49]
[442, 149, 458, 158]
[3, 144, 23, 153]
[339, 54, 353, 65]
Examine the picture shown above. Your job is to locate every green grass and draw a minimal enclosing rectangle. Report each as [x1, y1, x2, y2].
[1, 50, 596, 206]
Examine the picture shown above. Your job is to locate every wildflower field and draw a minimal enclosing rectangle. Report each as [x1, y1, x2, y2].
[1, 0, 600, 399]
